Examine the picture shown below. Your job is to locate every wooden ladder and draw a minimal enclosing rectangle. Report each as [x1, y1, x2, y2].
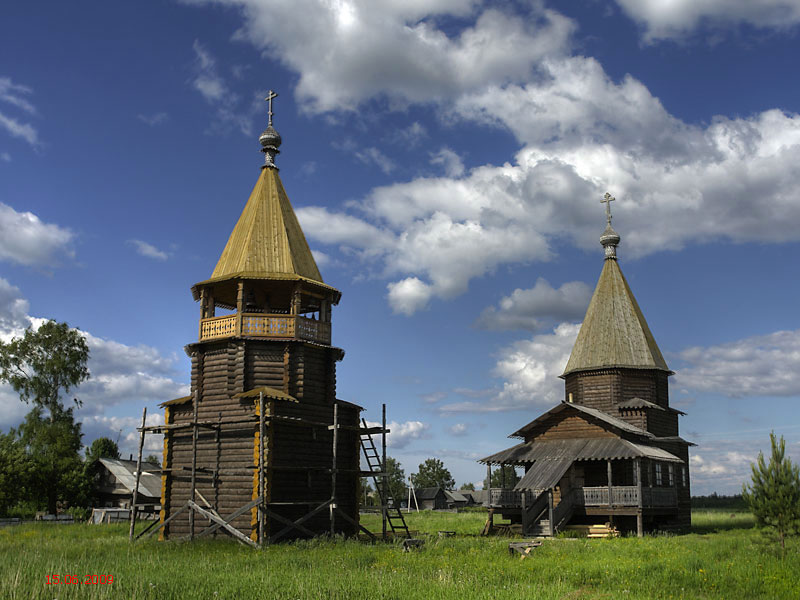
[360, 419, 411, 539]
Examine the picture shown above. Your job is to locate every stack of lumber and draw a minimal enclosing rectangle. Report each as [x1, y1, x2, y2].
[563, 523, 620, 538]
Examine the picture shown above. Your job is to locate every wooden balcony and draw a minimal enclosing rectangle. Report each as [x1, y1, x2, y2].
[199, 313, 331, 345]
[488, 486, 677, 509]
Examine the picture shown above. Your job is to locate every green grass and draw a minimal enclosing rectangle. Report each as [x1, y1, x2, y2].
[1, 510, 797, 599]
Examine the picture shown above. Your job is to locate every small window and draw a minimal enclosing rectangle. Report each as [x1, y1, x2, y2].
[655, 463, 662, 486]
[682, 465, 688, 487]
[668, 464, 674, 487]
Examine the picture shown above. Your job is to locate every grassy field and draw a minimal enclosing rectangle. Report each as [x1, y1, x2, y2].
[1, 510, 797, 599]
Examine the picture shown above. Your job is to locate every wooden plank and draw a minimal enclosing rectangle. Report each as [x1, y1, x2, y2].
[188, 501, 257, 548]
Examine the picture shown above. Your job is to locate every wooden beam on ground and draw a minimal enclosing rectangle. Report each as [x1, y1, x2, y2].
[188, 500, 257, 548]
[194, 496, 264, 540]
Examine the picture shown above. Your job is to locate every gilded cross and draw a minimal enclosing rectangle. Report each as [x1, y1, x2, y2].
[601, 192, 615, 224]
[265, 90, 278, 126]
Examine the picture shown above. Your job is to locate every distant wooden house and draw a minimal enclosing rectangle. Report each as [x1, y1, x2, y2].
[444, 490, 468, 509]
[94, 458, 161, 511]
[412, 488, 448, 510]
[480, 200, 692, 537]
[155, 103, 362, 544]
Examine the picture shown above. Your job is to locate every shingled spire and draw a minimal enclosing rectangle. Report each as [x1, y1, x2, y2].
[562, 193, 669, 376]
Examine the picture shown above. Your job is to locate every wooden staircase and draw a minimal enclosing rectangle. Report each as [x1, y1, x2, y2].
[522, 489, 575, 537]
[360, 419, 411, 539]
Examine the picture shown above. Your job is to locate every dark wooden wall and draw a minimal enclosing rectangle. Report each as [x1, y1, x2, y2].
[161, 338, 360, 541]
[564, 368, 669, 411]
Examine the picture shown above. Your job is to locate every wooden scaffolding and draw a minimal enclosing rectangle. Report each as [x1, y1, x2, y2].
[128, 402, 408, 546]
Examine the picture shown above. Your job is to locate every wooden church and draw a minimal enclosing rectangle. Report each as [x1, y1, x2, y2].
[480, 195, 692, 536]
[156, 94, 362, 543]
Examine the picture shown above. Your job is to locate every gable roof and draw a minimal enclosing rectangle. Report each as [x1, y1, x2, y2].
[562, 258, 670, 376]
[414, 487, 445, 500]
[510, 402, 653, 440]
[98, 458, 162, 498]
[444, 490, 468, 503]
[617, 397, 687, 415]
[205, 167, 324, 285]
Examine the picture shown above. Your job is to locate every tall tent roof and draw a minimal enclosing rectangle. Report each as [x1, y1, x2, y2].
[562, 257, 670, 376]
[208, 167, 324, 284]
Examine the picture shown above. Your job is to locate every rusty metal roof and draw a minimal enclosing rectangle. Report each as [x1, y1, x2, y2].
[562, 258, 670, 376]
[207, 167, 326, 286]
[479, 437, 683, 465]
[510, 402, 653, 439]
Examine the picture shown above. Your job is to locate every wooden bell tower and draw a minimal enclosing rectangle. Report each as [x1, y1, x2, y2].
[158, 93, 361, 543]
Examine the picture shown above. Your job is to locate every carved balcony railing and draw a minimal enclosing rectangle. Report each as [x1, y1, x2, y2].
[199, 314, 332, 345]
[487, 486, 678, 509]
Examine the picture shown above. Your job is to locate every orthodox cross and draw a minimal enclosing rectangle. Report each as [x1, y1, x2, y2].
[601, 192, 615, 224]
[265, 90, 278, 126]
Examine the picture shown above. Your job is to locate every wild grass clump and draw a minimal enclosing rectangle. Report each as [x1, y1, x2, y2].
[0, 510, 797, 599]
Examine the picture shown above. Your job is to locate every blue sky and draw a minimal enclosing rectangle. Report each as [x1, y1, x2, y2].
[2, 0, 800, 494]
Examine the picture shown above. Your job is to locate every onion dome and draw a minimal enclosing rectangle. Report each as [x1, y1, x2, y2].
[260, 90, 281, 169]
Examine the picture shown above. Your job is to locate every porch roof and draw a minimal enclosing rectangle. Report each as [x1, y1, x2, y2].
[479, 437, 683, 465]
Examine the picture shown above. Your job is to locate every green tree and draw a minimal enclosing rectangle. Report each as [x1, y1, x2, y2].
[17, 405, 84, 514]
[384, 456, 407, 503]
[0, 431, 32, 516]
[742, 432, 800, 550]
[484, 465, 520, 489]
[459, 482, 476, 491]
[85, 437, 120, 464]
[145, 454, 161, 467]
[411, 458, 454, 490]
[0, 320, 90, 416]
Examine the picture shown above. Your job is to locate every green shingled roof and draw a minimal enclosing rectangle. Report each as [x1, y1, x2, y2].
[562, 258, 670, 376]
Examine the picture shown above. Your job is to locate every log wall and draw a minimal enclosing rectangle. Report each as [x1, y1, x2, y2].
[161, 338, 360, 542]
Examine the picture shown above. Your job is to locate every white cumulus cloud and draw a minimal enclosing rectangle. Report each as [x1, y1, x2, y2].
[677, 329, 800, 398]
[440, 322, 579, 413]
[614, 0, 800, 42]
[128, 239, 169, 261]
[366, 419, 430, 449]
[0, 203, 75, 268]
[476, 278, 592, 331]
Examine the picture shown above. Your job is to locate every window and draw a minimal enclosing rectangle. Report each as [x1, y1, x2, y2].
[655, 463, 662, 486]
[668, 464, 674, 487]
[682, 465, 688, 487]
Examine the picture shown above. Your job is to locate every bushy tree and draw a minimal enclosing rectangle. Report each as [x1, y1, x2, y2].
[0, 320, 90, 416]
[0, 320, 90, 514]
[742, 432, 800, 550]
[17, 406, 85, 514]
[85, 437, 120, 464]
[0, 431, 31, 516]
[145, 454, 161, 467]
[384, 456, 407, 503]
[484, 465, 520, 489]
[411, 458, 454, 490]
[460, 482, 476, 491]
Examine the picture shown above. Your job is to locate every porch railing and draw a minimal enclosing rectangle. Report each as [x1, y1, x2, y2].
[488, 486, 677, 508]
[199, 313, 331, 345]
